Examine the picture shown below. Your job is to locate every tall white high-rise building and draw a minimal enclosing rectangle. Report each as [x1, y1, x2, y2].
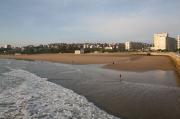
[153, 33, 177, 51]
[178, 35, 180, 49]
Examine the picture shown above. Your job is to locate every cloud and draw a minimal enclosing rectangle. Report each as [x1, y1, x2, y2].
[64, 12, 180, 41]
[1, 0, 180, 45]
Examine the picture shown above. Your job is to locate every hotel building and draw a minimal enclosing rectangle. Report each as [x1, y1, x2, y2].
[178, 35, 180, 49]
[152, 33, 177, 51]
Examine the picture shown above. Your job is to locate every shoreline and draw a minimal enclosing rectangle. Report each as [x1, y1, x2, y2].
[151, 53, 180, 76]
[1, 55, 180, 119]
[0, 53, 179, 73]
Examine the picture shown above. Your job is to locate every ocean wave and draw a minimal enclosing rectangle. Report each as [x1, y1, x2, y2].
[0, 69, 119, 119]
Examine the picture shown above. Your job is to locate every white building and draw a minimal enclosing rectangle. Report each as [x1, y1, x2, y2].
[125, 41, 146, 51]
[4, 45, 11, 49]
[178, 35, 180, 49]
[75, 49, 84, 54]
[153, 33, 177, 51]
[104, 47, 113, 50]
[125, 42, 131, 50]
[83, 44, 90, 49]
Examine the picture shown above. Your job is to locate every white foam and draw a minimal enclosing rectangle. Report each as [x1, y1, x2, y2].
[0, 69, 119, 119]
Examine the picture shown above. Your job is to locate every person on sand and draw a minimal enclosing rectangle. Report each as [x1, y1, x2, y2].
[119, 74, 123, 81]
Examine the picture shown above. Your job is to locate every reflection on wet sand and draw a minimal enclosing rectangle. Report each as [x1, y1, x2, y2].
[1, 59, 180, 119]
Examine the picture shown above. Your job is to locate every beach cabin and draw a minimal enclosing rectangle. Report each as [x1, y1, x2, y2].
[75, 49, 84, 54]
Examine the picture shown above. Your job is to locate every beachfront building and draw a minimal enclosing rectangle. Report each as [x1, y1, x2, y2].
[75, 49, 84, 54]
[4, 45, 11, 49]
[104, 47, 113, 50]
[125, 41, 146, 51]
[178, 35, 180, 49]
[153, 33, 177, 51]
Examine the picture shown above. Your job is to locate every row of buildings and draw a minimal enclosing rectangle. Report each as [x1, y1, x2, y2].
[1, 32, 180, 54]
[124, 33, 180, 51]
[125, 42, 151, 51]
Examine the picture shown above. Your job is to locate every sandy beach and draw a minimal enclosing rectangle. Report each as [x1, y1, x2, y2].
[1, 58, 180, 119]
[2, 53, 177, 72]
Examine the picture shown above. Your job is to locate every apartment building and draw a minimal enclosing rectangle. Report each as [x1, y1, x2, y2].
[125, 41, 147, 51]
[178, 35, 180, 49]
[153, 33, 177, 51]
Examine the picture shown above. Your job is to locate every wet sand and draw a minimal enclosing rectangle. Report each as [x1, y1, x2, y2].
[1, 59, 180, 119]
[4, 53, 177, 72]
[1, 54, 180, 119]
[104, 55, 177, 71]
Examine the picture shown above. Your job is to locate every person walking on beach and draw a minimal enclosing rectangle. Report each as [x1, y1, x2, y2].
[119, 74, 123, 81]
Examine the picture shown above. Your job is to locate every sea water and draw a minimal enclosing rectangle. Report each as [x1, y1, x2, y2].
[1, 59, 180, 119]
[0, 59, 118, 119]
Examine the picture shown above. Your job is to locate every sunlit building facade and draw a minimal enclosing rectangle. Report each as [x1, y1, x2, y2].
[178, 35, 180, 49]
[153, 33, 177, 51]
[125, 41, 150, 51]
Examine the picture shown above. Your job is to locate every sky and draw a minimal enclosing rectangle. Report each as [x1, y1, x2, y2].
[0, 0, 180, 46]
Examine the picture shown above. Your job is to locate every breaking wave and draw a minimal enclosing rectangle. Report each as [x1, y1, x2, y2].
[0, 69, 119, 119]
